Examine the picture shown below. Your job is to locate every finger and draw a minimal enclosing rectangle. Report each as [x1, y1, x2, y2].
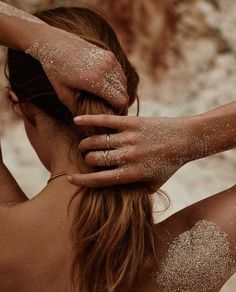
[50, 80, 76, 113]
[74, 114, 127, 130]
[98, 79, 128, 110]
[68, 167, 138, 188]
[96, 51, 128, 92]
[85, 72, 129, 110]
[102, 66, 127, 94]
[84, 150, 124, 167]
[79, 133, 125, 152]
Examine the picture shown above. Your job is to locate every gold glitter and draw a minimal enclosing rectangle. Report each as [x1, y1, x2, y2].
[0, 1, 44, 24]
[134, 119, 189, 182]
[91, 148, 128, 167]
[156, 220, 235, 291]
[199, 119, 236, 157]
[115, 164, 130, 183]
[25, 32, 126, 105]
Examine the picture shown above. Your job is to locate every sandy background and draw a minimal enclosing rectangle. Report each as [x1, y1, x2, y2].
[0, 0, 235, 290]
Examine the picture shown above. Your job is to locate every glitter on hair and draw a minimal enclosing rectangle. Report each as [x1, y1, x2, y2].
[156, 220, 235, 291]
[0, 1, 44, 24]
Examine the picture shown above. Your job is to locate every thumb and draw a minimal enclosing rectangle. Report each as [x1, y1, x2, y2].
[50, 80, 77, 113]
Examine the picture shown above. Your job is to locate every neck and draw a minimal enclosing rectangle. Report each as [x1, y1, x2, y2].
[40, 137, 82, 201]
[48, 135, 80, 178]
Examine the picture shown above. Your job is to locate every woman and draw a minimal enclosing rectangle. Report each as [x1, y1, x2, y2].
[2, 5, 156, 292]
[0, 5, 235, 292]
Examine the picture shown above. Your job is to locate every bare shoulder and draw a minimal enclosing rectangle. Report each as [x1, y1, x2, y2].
[182, 185, 236, 244]
[156, 184, 236, 267]
[153, 186, 236, 292]
[158, 185, 236, 244]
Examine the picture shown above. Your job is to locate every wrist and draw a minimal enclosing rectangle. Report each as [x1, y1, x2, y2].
[188, 115, 207, 161]
[20, 23, 52, 51]
[0, 11, 47, 51]
[190, 103, 236, 160]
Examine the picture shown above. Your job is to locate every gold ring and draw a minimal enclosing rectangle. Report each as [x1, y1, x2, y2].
[106, 134, 111, 150]
[103, 150, 109, 159]
[102, 150, 109, 166]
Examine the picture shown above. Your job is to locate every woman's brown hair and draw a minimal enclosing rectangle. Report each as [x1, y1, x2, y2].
[6, 7, 157, 292]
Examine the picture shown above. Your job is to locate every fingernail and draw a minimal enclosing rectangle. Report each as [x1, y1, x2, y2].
[74, 116, 82, 123]
[67, 175, 73, 182]
[78, 143, 83, 151]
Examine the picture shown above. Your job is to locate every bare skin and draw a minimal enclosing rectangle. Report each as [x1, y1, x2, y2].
[0, 93, 235, 291]
[0, 3, 234, 290]
[0, 2, 128, 111]
[71, 101, 236, 188]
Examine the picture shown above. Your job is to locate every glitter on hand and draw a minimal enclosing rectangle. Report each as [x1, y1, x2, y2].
[25, 32, 126, 106]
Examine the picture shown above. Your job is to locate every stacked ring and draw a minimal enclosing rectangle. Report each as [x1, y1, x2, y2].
[106, 134, 111, 150]
[102, 150, 109, 166]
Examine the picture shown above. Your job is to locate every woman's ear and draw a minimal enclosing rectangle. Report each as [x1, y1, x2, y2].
[8, 89, 18, 102]
[8, 90, 42, 127]
[7, 90, 25, 119]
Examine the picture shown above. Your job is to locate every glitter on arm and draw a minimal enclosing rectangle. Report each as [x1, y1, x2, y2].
[156, 220, 235, 292]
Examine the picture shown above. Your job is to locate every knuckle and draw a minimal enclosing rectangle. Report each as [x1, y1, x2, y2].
[89, 71, 101, 85]
[123, 147, 135, 162]
[128, 132, 139, 145]
[84, 152, 96, 165]
[106, 51, 116, 64]
[88, 137, 99, 149]
[98, 114, 110, 124]
[98, 61, 110, 73]
[129, 117, 141, 129]
[135, 118, 143, 129]
[102, 114, 112, 124]
[118, 95, 128, 108]
[121, 150, 129, 161]
[135, 169, 145, 181]
[128, 171, 140, 182]
[100, 114, 109, 120]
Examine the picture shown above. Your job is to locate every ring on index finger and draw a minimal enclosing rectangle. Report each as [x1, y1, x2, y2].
[106, 134, 111, 150]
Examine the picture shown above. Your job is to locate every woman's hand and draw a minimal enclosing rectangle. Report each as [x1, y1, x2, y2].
[25, 27, 128, 112]
[0, 2, 128, 112]
[70, 101, 236, 188]
[69, 114, 200, 188]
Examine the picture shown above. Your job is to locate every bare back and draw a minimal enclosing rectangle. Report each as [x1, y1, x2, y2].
[0, 183, 235, 292]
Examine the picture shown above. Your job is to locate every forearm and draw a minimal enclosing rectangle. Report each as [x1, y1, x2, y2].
[191, 101, 236, 160]
[0, 1, 49, 50]
[0, 145, 28, 204]
[0, 163, 28, 204]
